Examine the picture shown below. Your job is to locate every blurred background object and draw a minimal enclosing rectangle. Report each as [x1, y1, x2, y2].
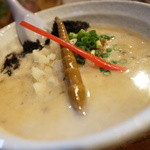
[62, 0, 150, 4]
[0, 0, 62, 28]
[36, 0, 62, 10]
[19, 0, 39, 12]
[0, 0, 12, 28]
[0, 0, 150, 28]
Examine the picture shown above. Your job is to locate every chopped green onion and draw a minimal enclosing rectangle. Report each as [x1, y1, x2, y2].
[99, 68, 111, 76]
[77, 58, 85, 65]
[99, 35, 115, 40]
[75, 29, 99, 52]
[119, 59, 127, 64]
[80, 45, 88, 51]
[69, 32, 78, 39]
[103, 71, 111, 76]
[96, 40, 102, 48]
[110, 60, 118, 64]
[89, 30, 97, 35]
[95, 50, 100, 57]
[68, 29, 123, 68]
[77, 29, 86, 40]
[112, 44, 122, 51]
[75, 55, 85, 65]
[90, 50, 96, 55]
[100, 53, 110, 58]
[70, 39, 77, 45]
[106, 48, 112, 53]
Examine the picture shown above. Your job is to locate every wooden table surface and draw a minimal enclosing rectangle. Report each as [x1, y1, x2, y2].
[112, 135, 150, 150]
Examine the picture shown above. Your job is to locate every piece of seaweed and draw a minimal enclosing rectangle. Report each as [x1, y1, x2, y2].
[1, 53, 20, 76]
[52, 20, 90, 37]
[1, 20, 90, 76]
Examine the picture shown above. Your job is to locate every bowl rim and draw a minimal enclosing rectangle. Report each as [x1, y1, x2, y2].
[0, 1, 150, 149]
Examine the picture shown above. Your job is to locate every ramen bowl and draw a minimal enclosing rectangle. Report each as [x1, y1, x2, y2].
[0, 1, 150, 149]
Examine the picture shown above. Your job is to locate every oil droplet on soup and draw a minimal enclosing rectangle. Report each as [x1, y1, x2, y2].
[0, 25, 150, 140]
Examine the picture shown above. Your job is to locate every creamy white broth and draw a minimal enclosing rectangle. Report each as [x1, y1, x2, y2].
[0, 25, 150, 140]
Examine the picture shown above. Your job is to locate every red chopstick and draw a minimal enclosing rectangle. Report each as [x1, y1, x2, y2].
[20, 21, 127, 71]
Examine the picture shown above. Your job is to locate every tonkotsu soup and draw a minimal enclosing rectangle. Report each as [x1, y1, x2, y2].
[0, 24, 150, 140]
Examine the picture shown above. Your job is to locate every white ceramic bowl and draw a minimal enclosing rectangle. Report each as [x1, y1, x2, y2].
[0, 1, 150, 149]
